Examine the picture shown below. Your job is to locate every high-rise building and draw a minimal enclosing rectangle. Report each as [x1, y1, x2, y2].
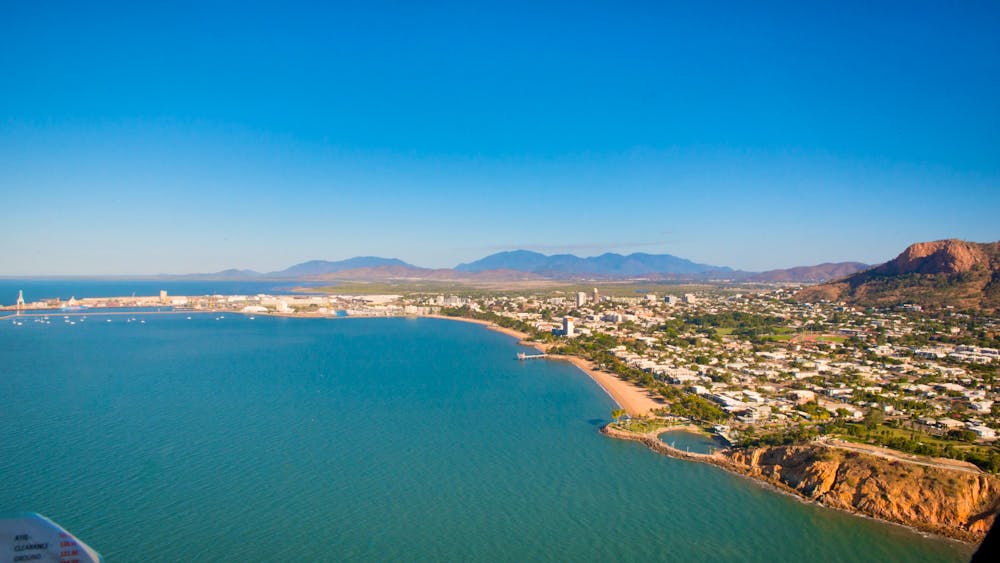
[664, 295, 679, 305]
[684, 293, 697, 304]
[563, 316, 575, 337]
[592, 288, 600, 305]
[576, 292, 587, 307]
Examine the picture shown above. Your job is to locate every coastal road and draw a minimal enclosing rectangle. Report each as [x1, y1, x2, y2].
[819, 438, 983, 475]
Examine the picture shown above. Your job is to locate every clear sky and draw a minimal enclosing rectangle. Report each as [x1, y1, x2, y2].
[2, 1, 998, 275]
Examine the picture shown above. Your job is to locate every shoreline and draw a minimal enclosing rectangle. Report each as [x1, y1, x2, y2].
[421, 314, 542, 348]
[545, 354, 665, 417]
[423, 315, 663, 417]
[8, 306, 987, 547]
[601, 425, 985, 545]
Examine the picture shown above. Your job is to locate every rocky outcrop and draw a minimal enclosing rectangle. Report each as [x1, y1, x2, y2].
[796, 239, 1000, 311]
[724, 444, 1000, 541]
[602, 426, 1000, 543]
[875, 239, 992, 276]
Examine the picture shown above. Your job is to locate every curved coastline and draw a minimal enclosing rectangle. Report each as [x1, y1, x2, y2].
[8, 307, 987, 554]
[156, 310, 993, 547]
[423, 314, 663, 416]
[428, 313, 989, 545]
[419, 313, 994, 547]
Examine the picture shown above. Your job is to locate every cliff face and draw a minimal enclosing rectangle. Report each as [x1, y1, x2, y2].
[601, 426, 1000, 542]
[724, 444, 1000, 541]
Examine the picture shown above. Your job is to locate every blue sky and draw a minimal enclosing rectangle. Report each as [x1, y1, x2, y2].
[2, 1, 998, 275]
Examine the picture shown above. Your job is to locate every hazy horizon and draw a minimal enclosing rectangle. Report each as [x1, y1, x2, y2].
[3, 2, 998, 276]
[0, 244, 926, 278]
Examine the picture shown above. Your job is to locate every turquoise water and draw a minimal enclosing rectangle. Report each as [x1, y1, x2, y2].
[661, 430, 724, 454]
[0, 315, 973, 561]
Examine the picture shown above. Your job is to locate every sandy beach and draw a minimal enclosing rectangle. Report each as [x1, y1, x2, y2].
[425, 314, 663, 416]
[547, 354, 665, 416]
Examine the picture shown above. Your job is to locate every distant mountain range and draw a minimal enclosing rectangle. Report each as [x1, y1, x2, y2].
[267, 257, 415, 278]
[130, 240, 1000, 310]
[796, 239, 1000, 311]
[169, 257, 414, 280]
[169, 250, 870, 283]
[455, 250, 731, 277]
[746, 262, 870, 283]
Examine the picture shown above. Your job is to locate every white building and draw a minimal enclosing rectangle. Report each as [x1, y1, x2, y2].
[602, 312, 624, 323]
[968, 423, 997, 440]
[563, 316, 575, 337]
[576, 292, 588, 307]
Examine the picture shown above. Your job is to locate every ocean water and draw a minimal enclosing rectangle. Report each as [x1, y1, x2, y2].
[660, 430, 725, 455]
[0, 279, 326, 305]
[0, 315, 973, 561]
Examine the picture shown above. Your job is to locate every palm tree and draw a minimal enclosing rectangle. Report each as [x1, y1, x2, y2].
[611, 408, 626, 424]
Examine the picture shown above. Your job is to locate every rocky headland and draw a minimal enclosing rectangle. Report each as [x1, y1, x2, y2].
[602, 425, 1000, 543]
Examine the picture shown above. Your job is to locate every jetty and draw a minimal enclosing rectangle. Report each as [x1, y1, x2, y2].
[516, 352, 548, 360]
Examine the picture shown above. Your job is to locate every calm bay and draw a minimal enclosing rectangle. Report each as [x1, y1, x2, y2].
[0, 314, 973, 561]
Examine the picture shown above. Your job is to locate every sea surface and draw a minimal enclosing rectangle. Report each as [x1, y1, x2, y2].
[0, 279, 325, 305]
[660, 429, 726, 455]
[0, 314, 974, 561]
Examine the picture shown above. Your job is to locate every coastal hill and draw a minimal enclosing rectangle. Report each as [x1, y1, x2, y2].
[796, 239, 1000, 311]
[455, 250, 732, 277]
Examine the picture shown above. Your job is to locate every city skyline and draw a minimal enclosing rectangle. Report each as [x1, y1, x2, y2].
[2, 2, 998, 275]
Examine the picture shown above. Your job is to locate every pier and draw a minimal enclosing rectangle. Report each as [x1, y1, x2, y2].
[516, 352, 548, 360]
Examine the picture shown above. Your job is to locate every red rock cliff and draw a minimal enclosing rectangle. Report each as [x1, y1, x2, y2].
[724, 444, 1000, 542]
